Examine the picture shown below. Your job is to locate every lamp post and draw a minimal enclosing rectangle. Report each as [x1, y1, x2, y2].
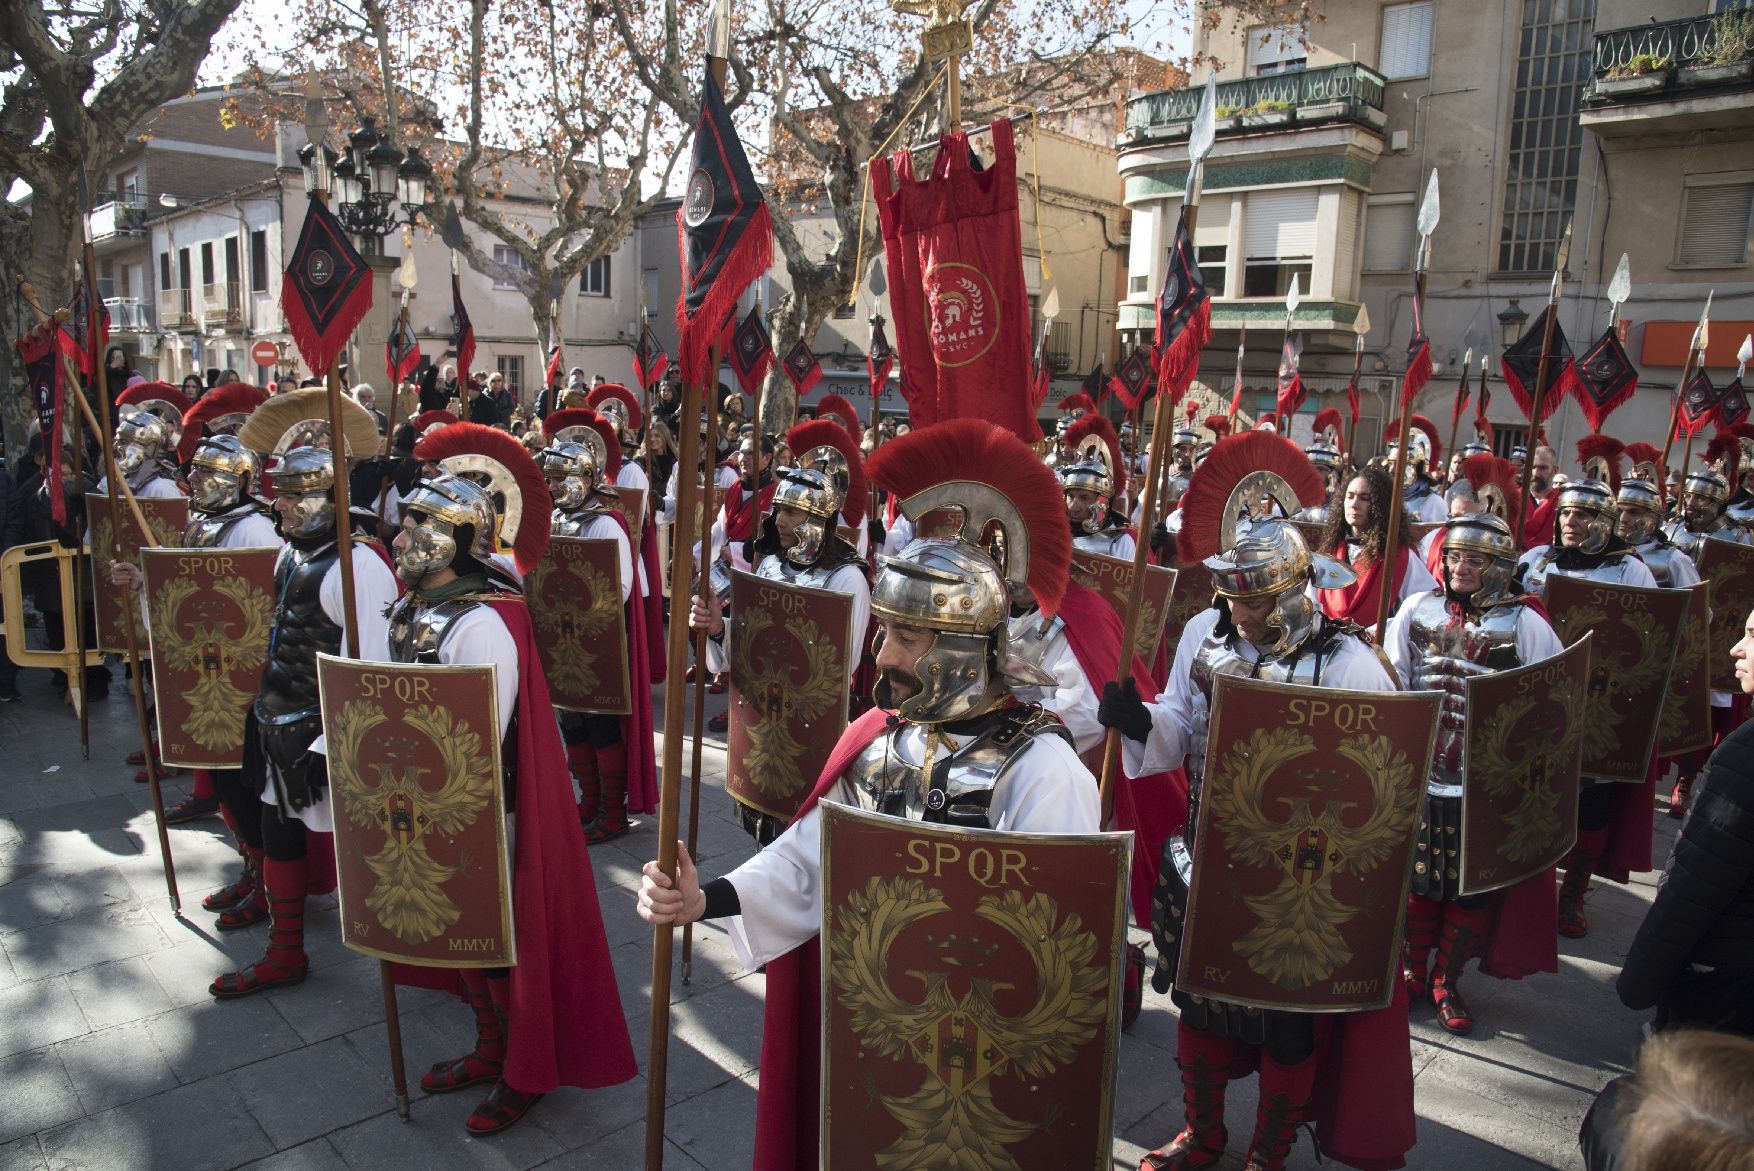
[1497, 298, 1529, 350]
[298, 115, 434, 255]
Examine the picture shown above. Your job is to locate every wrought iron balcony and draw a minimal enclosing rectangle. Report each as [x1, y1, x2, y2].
[103, 297, 152, 333]
[1586, 12, 1754, 105]
[1122, 62, 1388, 147]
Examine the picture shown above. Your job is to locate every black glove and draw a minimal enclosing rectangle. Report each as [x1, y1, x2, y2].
[1098, 678, 1153, 745]
[867, 517, 886, 545]
[1149, 521, 1172, 561]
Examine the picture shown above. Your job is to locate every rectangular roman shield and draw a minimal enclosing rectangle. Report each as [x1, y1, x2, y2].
[141, 546, 278, 769]
[1660, 584, 1714, 756]
[614, 485, 647, 559]
[1697, 538, 1754, 692]
[86, 493, 187, 653]
[1078, 552, 1177, 664]
[316, 654, 514, 968]
[1544, 575, 1691, 782]
[523, 535, 631, 714]
[1178, 674, 1440, 1013]
[1458, 634, 1592, 895]
[819, 804, 1131, 1171]
[727, 569, 853, 823]
[1164, 560, 1214, 652]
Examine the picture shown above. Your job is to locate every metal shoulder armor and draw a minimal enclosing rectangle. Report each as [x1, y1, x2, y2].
[841, 707, 1072, 828]
[387, 595, 491, 664]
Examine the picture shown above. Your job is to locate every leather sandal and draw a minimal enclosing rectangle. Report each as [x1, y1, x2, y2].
[1140, 1126, 1227, 1171]
[465, 1078, 544, 1135]
[216, 897, 269, 931]
[209, 958, 308, 1000]
[1432, 982, 1473, 1035]
[421, 1053, 502, 1094]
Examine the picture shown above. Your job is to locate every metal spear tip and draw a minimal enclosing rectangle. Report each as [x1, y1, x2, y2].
[866, 257, 887, 298]
[1041, 286, 1061, 321]
[1607, 253, 1631, 307]
[1694, 291, 1714, 354]
[1353, 303, 1371, 348]
[1416, 169, 1440, 239]
[1554, 217, 1573, 275]
[439, 201, 466, 251]
[1739, 333, 1753, 366]
[1462, 346, 1474, 367]
[1284, 272, 1301, 319]
[1188, 72, 1218, 168]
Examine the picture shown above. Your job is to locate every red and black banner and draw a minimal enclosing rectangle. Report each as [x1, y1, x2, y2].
[633, 322, 670, 389]
[1676, 369, 1721, 438]
[1153, 205, 1211, 404]
[873, 119, 1036, 443]
[282, 195, 372, 378]
[1501, 306, 1581, 424]
[677, 63, 773, 387]
[1273, 334, 1305, 420]
[868, 316, 895, 404]
[1572, 327, 1639, 433]
[15, 323, 79, 522]
[67, 277, 110, 379]
[452, 269, 476, 387]
[386, 313, 421, 390]
[1108, 346, 1153, 412]
[781, 338, 821, 396]
[1718, 377, 1749, 429]
[1082, 361, 1106, 407]
[1344, 372, 1361, 428]
[729, 304, 773, 397]
[545, 343, 563, 391]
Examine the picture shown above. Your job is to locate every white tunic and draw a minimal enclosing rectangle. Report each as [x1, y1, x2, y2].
[704, 557, 869, 681]
[615, 462, 652, 597]
[722, 726, 1101, 969]
[1121, 607, 1397, 780]
[1010, 617, 1104, 755]
[576, 513, 635, 603]
[1383, 592, 1565, 690]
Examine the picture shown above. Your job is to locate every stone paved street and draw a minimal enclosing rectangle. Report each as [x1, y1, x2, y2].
[0, 660, 1674, 1170]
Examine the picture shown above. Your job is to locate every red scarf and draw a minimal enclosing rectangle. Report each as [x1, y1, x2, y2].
[1319, 540, 1409, 624]
[722, 476, 777, 542]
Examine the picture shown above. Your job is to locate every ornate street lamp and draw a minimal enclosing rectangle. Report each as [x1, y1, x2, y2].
[299, 114, 434, 255]
[1498, 299, 1529, 349]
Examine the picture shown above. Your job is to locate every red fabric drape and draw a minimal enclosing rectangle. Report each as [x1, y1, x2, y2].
[1319, 543, 1411, 624]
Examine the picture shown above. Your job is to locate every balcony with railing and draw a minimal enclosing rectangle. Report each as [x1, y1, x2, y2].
[1582, 11, 1754, 134]
[104, 297, 152, 333]
[1121, 62, 1388, 149]
[87, 196, 146, 245]
[201, 283, 242, 328]
[157, 288, 194, 330]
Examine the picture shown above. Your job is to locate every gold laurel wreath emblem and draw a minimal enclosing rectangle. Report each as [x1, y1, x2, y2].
[1473, 677, 1587, 863]
[1660, 602, 1705, 744]
[528, 554, 617, 699]
[1210, 728, 1419, 990]
[828, 875, 1109, 1170]
[733, 607, 842, 799]
[329, 699, 495, 946]
[1554, 604, 1668, 763]
[149, 575, 273, 752]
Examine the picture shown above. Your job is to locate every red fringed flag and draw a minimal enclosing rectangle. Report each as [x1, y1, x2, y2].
[67, 277, 110, 378]
[1501, 305, 1582, 423]
[677, 62, 773, 387]
[1719, 378, 1749, 429]
[634, 322, 669, 390]
[386, 313, 421, 390]
[1450, 360, 1473, 430]
[451, 268, 476, 388]
[1572, 326, 1639, 433]
[282, 195, 372, 377]
[1475, 375, 1492, 429]
[1273, 333, 1306, 420]
[1030, 358, 1051, 410]
[873, 119, 1036, 442]
[1153, 204, 1211, 404]
[1344, 371, 1361, 428]
[1676, 370, 1722, 439]
[1108, 346, 1153, 412]
[14, 322, 79, 523]
[781, 338, 822, 397]
[545, 343, 563, 391]
[729, 304, 774, 397]
[869, 317, 895, 404]
[1401, 293, 1434, 408]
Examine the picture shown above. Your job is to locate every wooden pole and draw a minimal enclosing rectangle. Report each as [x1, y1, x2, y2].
[1373, 269, 1429, 645]
[681, 354, 722, 985]
[1444, 361, 1470, 475]
[1657, 345, 1703, 511]
[1511, 297, 1564, 543]
[374, 307, 408, 526]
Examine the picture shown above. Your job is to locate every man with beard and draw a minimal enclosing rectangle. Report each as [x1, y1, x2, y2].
[1387, 506, 1563, 1036]
[637, 419, 1098, 1169]
[1530, 444, 1559, 505]
[1517, 476, 1657, 938]
[1098, 429, 1413, 1171]
[1664, 465, 1752, 563]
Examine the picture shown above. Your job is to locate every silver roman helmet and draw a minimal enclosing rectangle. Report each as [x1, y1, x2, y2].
[267, 446, 338, 538]
[536, 440, 600, 513]
[395, 473, 497, 582]
[112, 407, 175, 478]
[770, 465, 842, 567]
[188, 434, 261, 514]
[1553, 478, 1617, 552]
[1060, 416, 1122, 536]
[1440, 512, 1519, 605]
[1615, 477, 1664, 545]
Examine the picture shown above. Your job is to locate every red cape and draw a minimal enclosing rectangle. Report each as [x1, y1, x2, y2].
[723, 478, 779, 543]
[605, 509, 660, 814]
[1319, 541, 1411, 625]
[398, 597, 638, 1093]
[1599, 746, 1661, 884]
[1310, 978, 1418, 1171]
[639, 509, 666, 684]
[1058, 581, 1187, 928]
[1480, 868, 1560, 981]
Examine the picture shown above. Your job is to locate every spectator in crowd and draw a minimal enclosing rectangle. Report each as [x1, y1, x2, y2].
[1617, 603, 1754, 1036]
[646, 420, 677, 491]
[419, 362, 459, 413]
[181, 374, 205, 399]
[1580, 1030, 1754, 1171]
[103, 346, 130, 388]
[274, 377, 297, 396]
[353, 384, 388, 434]
[466, 374, 502, 427]
[488, 372, 516, 421]
[219, 368, 239, 385]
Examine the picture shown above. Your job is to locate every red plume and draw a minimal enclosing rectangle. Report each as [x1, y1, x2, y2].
[585, 383, 642, 432]
[787, 418, 868, 526]
[1312, 406, 1343, 440]
[1576, 434, 1625, 494]
[1183, 398, 1198, 422]
[866, 419, 1071, 618]
[540, 408, 596, 440]
[1056, 392, 1096, 416]
[411, 422, 554, 573]
[1461, 453, 1523, 522]
[178, 382, 267, 461]
[1203, 414, 1231, 439]
[412, 409, 460, 433]
[1720, 422, 1754, 444]
[1706, 434, 1741, 484]
[410, 420, 547, 571]
[1389, 414, 1444, 468]
[1624, 442, 1663, 476]
[1256, 411, 1278, 431]
[117, 380, 193, 417]
[1176, 431, 1324, 566]
[1065, 415, 1123, 482]
[558, 409, 623, 479]
[815, 393, 863, 444]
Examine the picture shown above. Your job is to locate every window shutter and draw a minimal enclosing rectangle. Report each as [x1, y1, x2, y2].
[1247, 24, 1305, 74]
[1380, 2, 1433, 81]
[1245, 190, 1319, 259]
[1364, 201, 1416, 271]
[1679, 183, 1754, 267]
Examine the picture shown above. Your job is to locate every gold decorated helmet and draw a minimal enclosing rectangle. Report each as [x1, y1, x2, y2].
[536, 440, 600, 513]
[1553, 478, 1617, 553]
[267, 446, 338, 538]
[409, 422, 554, 578]
[188, 434, 261, 513]
[112, 407, 176, 478]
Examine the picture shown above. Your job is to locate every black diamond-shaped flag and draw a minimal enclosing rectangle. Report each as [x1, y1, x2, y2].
[781, 338, 821, 396]
[282, 195, 372, 377]
[729, 305, 773, 397]
[1572, 327, 1639, 432]
[1677, 369, 1721, 438]
[1108, 346, 1152, 411]
[1720, 378, 1749, 429]
[1500, 305, 1579, 424]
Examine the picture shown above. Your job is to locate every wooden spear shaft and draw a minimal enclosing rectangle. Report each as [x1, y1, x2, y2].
[1657, 343, 1703, 511]
[1097, 203, 1199, 815]
[1511, 297, 1564, 543]
[681, 360, 722, 984]
[1373, 269, 1428, 645]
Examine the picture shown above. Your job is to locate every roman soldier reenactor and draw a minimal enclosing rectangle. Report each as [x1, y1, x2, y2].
[206, 390, 400, 994]
[536, 408, 658, 843]
[584, 382, 667, 681]
[1295, 407, 1345, 524]
[381, 422, 637, 1133]
[1317, 464, 1438, 627]
[1098, 428, 1414, 1171]
[1516, 476, 1657, 938]
[638, 418, 1101, 1167]
[1061, 414, 1136, 560]
[690, 418, 872, 841]
[1665, 460, 1753, 562]
[1386, 505, 1564, 1036]
[1385, 413, 1448, 524]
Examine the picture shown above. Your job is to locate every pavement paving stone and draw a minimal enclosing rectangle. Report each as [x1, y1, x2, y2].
[145, 994, 307, 1084]
[523, 1074, 649, 1154]
[236, 1136, 350, 1171]
[53, 1019, 181, 1115]
[326, 1090, 564, 1171]
[0, 978, 89, 1060]
[655, 1071, 757, 1164]
[0, 902, 171, 983]
[532, 1121, 710, 1169]
[0, 1137, 47, 1171]
[0, 1049, 82, 1149]
[62, 956, 174, 1031]
[266, 952, 395, 1046]
[228, 1035, 390, 1150]
[37, 1078, 276, 1171]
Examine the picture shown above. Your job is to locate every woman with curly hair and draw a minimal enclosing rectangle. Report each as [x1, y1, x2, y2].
[1318, 466, 1436, 625]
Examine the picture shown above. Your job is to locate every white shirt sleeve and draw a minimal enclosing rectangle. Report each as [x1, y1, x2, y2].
[438, 606, 520, 742]
[320, 542, 400, 659]
[617, 462, 649, 495]
[1400, 551, 1439, 601]
[660, 466, 680, 525]
[883, 514, 915, 556]
[1416, 494, 1448, 524]
[1384, 591, 1425, 688]
[1122, 607, 1218, 779]
[1516, 606, 1564, 665]
[1109, 532, 1138, 562]
[581, 515, 635, 602]
[1623, 558, 1658, 589]
[1667, 551, 1702, 589]
[827, 563, 873, 690]
[221, 513, 283, 549]
[1029, 623, 1104, 754]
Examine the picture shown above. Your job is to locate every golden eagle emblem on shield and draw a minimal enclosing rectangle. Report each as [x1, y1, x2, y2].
[147, 576, 272, 753]
[1472, 679, 1588, 863]
[732, 607, 842, 797]
[527, 555, 617, 697]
